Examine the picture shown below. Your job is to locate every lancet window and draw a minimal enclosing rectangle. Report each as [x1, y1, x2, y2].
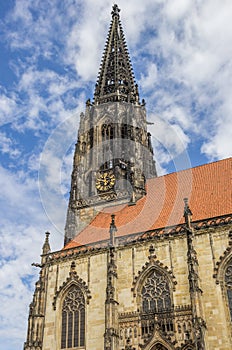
[225, 258, 232, 321]
[102, 124, 114, 141]
[61, 285, 85, 349]
[141, 269, 173, 336]
[121, 124, 128, 139]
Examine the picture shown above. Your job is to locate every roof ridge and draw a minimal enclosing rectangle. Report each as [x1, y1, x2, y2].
[154, 157, 232, 179]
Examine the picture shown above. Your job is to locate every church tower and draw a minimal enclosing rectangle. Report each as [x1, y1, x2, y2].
[65, 4, 156, 244]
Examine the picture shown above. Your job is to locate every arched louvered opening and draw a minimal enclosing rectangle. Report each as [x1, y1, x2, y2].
[101, 123, 115, 170]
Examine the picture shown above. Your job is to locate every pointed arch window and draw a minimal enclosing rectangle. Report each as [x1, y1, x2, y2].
[61, 285, 85, 349]
[142, 269, 172, 313]
[151, 344, 168, 350]
[121, 124, 128, 139]
[225, 258, 232, 321]
[141, 269, 173, 336]
[102, 123, 114, 141]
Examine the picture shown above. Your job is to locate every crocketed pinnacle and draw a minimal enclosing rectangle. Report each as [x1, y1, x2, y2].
[42, 231, 51, 255]
[94, 4, 139, 105]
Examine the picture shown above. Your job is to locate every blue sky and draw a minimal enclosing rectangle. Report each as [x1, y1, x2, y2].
[0, 0, 232, 349]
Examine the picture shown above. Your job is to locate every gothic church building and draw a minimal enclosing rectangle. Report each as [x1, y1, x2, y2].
[24, 5, 232, 350]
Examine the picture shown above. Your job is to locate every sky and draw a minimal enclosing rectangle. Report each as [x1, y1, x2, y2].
[0, 0, 232, 349]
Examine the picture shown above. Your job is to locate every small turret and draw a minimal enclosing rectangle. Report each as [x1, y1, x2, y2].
[42, 231, 51, 255]
[24, 232, 50, 350]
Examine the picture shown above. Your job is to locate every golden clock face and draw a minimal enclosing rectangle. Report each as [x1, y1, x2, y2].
[96, 171, 115, 192]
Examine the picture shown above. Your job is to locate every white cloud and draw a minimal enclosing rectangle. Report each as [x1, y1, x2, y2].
[149, 116, 190, 159]
[0, 91, 18, 126]
[133, 0, 232, 161]
[0, 132, 21, 158]
[38, 106, 84, 234]
[201, 114, 232, 160]
[165, 0, 192, 21]
[0, 165, 58, 347]
[13, 0, 32, 24]
[140, 63, 158, 91]
[65, 2, 110, 81]
[9, 66, 84, 135]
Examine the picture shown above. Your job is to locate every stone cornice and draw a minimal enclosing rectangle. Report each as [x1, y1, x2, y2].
[45, 214, 232, 264]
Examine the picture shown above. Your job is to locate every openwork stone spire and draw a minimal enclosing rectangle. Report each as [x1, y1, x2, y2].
[94, 4, 139, 105]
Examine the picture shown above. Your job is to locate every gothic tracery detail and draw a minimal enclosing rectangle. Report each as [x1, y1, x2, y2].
[61, 285, 85, 349]
[225, 258, 232, 321]
[140, 268, 174, 341]
[211, 232, 232, 323]
[142, 270, 172, 313]
[94, 4, 138, 105]
[151, 344, 168, 350]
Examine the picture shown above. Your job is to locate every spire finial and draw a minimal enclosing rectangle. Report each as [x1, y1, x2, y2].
[148, 244, 156, 260]
[69, 261, 77, 277]
[111, 4, 120, 18]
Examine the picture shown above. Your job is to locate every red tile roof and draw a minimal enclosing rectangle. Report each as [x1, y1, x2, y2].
[64, 158, 232, 249]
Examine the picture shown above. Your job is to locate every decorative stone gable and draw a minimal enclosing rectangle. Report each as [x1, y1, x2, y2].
[53, 261, 91, 310]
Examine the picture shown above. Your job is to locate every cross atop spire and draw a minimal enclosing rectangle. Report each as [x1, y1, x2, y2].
[111, 4, 120, 18]
[94, 4, 139, 105]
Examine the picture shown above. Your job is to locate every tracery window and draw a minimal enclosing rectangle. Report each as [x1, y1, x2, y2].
[142, 270, 172, 313]
[225, 258, 232, 321]
[102, 124, 114, 141]
[61, 285, 85, 349]
[141, 269, 173, 336]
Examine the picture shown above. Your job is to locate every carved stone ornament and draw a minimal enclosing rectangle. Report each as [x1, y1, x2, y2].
[53, 261, 91, 310]
[132, 245, 177, 297]
[213, 230, 232, 284]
